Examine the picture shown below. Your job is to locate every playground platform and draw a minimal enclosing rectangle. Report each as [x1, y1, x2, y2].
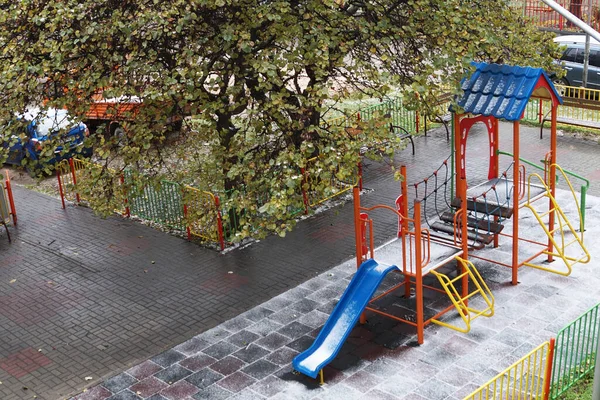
[0, 122, 599, 399]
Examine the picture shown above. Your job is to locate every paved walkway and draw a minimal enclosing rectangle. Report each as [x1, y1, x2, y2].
[77, 190, 600, 400]
[0, 123, 598, 399]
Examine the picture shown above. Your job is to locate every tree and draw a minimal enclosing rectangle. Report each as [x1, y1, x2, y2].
[0, 0, 562, 240]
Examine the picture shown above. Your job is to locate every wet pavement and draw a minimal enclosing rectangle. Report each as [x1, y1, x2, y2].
[0, 122, 598, 399]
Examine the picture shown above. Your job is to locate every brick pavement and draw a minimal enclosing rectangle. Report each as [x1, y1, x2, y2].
[76, 189, 600, 399]
[0, 122, 598, 399]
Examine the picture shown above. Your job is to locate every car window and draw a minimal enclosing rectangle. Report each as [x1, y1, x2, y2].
[25, 109, 76, 137]
[574, 48, 585, 63]
[589, 50, 600, 67]
[562, 47, 579, 62]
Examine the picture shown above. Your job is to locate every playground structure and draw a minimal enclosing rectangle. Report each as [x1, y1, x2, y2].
[0, 170, 17, 242]
[294, 62, 591, 382]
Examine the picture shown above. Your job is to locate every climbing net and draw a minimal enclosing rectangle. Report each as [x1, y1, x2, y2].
[410, 157, 516, 247]
[411, 155, 453, 228]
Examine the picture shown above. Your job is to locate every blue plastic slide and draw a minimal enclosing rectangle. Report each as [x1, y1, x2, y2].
[293, 259, 400, 378]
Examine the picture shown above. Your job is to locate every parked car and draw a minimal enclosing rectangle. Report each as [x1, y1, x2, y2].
[554, 35, 600, 89]
[1, 108, 91, 171]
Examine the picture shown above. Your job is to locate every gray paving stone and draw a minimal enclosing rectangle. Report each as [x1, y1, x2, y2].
[216, 371, 257, 393]
[226, 330, 260, 347]
[255, 332, 290, 351]
[278, 321, 313, 339]
[101, 373, 138, 393]
[151, 349, 186, 368]
[203, 341, 239, 360]
[233, 344, 270, 364]
[249, 375, 289, 398]
[266, 347, 299, 366]
[246, 319, 284, 337]
[173, 337, 210, 356]
[179, 353, 217, 372]
[240, 307, 274, 322]
[107, 391, 142, 400]
[153, 363, 193, 384]
[185, 368, 224, 389]
[241, 359, 280, 380]
[191, 384, 232, 400]
[209, 356, 246, 376]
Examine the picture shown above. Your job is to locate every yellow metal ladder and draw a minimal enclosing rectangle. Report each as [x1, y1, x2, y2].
[522, 166, 590, 276]
[430, 257, 494, 333]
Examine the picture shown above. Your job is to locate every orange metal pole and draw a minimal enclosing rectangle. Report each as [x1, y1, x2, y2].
[400, 165, 411, 298]
[543, 338, 556, 400]
[183, 204, 192, 241]
[4, 173, 17, 226]
[358, 162, 363, 191]
[548, 105, 558, 262]
[56, 169, 66, 209]
[493, 119, 500, 248]
[413, 200, 424, 344]
[353, 187, 368, 324]
[69, 158, 80, 204]
[512, 122, 520, 285]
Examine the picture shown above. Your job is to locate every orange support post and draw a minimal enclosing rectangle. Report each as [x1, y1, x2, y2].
[215, 196, 225, 251]
[56, 169, 66, 210]
[512, 122, 520, 285]
[543, 338, 556, 400]
[4, 172, 17, 226]
[353, 187, 368, 325]
[353, 187, 363, 269]
[68, 158, 80, 204]
[183, 204, 192, 241]
[358, 162, 363, 191]
[413, 200, 424, 344]
[400, 165, 411, 298]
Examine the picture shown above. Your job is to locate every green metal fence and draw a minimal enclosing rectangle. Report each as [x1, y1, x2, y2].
[359, 97, 418, 134]
[550, 302, 600, 399]
[126, 176, 186, 231]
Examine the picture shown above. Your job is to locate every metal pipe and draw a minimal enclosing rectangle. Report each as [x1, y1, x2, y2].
[539, 0, 600, 43]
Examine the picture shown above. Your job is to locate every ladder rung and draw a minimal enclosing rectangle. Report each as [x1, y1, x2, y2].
[462, 291, 480, 302]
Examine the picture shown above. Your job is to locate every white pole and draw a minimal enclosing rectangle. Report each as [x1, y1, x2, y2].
[539, 0, 600, 43]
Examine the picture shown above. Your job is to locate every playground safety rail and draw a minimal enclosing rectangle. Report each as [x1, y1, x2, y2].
[497, 150, 590, 232]
[464, 340, 555, 400]
[549, 303, 600, 399]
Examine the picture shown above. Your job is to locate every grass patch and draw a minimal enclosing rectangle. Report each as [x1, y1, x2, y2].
[556, 369, 594, 399]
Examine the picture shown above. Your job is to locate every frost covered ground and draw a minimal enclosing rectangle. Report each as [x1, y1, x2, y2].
[81, 188, 599, 400]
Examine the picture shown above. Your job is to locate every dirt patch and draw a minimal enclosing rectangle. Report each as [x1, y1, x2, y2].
[3, 165, 60, 198]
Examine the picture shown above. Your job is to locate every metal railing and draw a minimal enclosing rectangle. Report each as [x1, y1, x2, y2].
[511, 0, 600, 32]
[464, 340, 555, 400]
[550, 303, 599, 399]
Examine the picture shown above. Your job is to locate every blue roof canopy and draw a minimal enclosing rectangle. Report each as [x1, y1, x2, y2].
[455, 62, 563, 121]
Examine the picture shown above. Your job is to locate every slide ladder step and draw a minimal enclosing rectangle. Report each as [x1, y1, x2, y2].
[430, 256, 494, 333]
[440, 211, 504, 234]
[451, 197, 513, 219]
[430, 222, 494, 245]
